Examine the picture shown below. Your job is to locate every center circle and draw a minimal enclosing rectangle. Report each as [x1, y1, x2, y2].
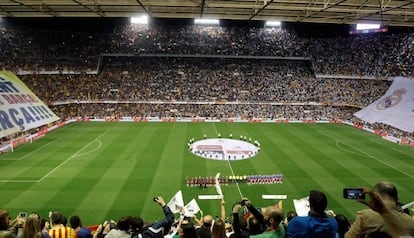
[189, 138, 260, 160]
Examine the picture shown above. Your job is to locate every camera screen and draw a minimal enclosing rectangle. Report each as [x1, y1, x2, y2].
[343, 188, 365, 199]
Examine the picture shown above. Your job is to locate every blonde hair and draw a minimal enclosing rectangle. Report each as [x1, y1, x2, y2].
[21, 214, 41, 238]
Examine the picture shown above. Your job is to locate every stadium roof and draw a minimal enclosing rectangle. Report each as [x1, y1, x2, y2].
[0, 0, 413, 27]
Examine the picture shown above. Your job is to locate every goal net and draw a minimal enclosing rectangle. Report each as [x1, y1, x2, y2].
[0, 133, 33, 153]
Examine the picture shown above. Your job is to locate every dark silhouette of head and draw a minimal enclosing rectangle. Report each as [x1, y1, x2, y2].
[309, 190, 328, 214]
[248, 217, 261, 235]
[51, 212, 63, 226]
[117, 216, 131, 232]
[69, 215, 82, 229]
[373, 181, 398, 204]
[286, 211, 297, 223]
[130, 216, 144, 233]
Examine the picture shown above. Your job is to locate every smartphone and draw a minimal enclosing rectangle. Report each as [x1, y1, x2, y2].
[19, 212, 27, 219]
[343, 188, 365, 199]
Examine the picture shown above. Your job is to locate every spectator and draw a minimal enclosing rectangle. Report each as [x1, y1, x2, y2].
[230, 203, 249, 238]
[0, 211, 10, 231]
[0, 211, 24, 235]
[105, 216, 131, 238]
[195, 215, 212, 238]
[21, 213, 50, 238]
[69, 216, 92, 238]
[345, 181, 414, 238]
[40, 219, 49, 236]
[48, 212, 75, 238]
[211, 219, 226, 238]
[175, 218, 197, 238]
[93, 221, 115, 238]
[130, 216, 144, 237]
[138, 196, 174, 238]
[287, 190, 337, 238]
[282, 211, 297, 233]
[358, 186, 414, 238]
[242, 198, 285, 238]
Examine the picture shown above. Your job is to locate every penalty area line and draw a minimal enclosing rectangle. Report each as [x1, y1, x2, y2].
[38, 130, 110, 182]
[0, 140, 56, 161]
[320, 131, 414, 180]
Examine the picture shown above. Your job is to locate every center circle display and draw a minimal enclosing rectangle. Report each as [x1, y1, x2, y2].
[189, 138, 260, 160]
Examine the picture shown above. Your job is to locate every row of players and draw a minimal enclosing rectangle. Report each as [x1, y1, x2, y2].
[185, 174, 284, 187]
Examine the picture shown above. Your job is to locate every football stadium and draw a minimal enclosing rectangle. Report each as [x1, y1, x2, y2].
[0, 1, 414, 237]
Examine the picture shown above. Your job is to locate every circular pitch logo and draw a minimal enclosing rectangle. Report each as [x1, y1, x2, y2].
[189, 138, 260, 160]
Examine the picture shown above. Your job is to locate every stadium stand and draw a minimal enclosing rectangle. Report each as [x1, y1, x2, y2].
[1, 18, 414, 238]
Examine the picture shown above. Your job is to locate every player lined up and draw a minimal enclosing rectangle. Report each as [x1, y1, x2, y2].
[185, 174, 284, 187]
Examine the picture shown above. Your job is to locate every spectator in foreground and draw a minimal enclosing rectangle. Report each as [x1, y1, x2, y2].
[242, 198, 285, 238]
[105, 216, 131, 238]
[282, 210, 297, 233]
[230, 203, 250, 238]
[21, 213, 50, 238]
[40, 219, 49, 235]
[211, 219, 226, 238]
[139, 196, 174, 238]
[93, 221, 115, 238]
[0, 210, 24, 235]
[0, 210, 11, 231]
[130, 216, 144, 237]
[48, 212, 75, 238]
[69, 215, 92, 238]
[345, 181, 414, 238]
[195, 215, 212, 238]
[287, 190, 337, 238]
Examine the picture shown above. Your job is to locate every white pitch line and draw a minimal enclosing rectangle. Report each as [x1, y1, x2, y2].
[212, 123, 219, 135]
[38, 130, 109, 182]
[227, 159, 244, 199]
[212, 123, 244, 199]
[0, 140, 56, 161]
[369, 139, 414, 159]
[320, 131, 414, 180]
[74, 140, 103, 158]
[0, 179, 39, 183]
[204, 124, 247, 199]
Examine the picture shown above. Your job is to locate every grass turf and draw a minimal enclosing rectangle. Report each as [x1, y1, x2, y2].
[0, 122, 413, 225]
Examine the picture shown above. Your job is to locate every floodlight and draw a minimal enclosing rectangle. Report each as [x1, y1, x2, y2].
[194, 19, 219, 25]
[265, 21, 281, 27]
[130, 15, 148, 24]
[356, 23, 380, 30]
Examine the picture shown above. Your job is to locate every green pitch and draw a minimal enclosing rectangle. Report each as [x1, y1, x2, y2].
[0, 122, 413, 225]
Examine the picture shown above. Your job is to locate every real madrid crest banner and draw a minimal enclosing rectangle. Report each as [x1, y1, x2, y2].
[0, 71, 60, 138]
[354, 77, 414, 133]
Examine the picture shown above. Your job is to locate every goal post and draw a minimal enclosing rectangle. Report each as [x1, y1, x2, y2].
[10, 134, 33, 152]
[1, 133, 33, 153]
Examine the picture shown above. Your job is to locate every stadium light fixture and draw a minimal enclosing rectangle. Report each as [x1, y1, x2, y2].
[194, 18, 219, 25]
[356, 23, 380, 30]
[130, 15, 149, 24]
[265, 21, 281, 27]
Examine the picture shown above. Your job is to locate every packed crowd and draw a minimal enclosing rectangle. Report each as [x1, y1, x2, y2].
[17, 57, 389, 122]
[0, 23, 413, 77]
[19, 57, 391, 106]
[1, 181, 414, 238]
[0, 21, 413, 141]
